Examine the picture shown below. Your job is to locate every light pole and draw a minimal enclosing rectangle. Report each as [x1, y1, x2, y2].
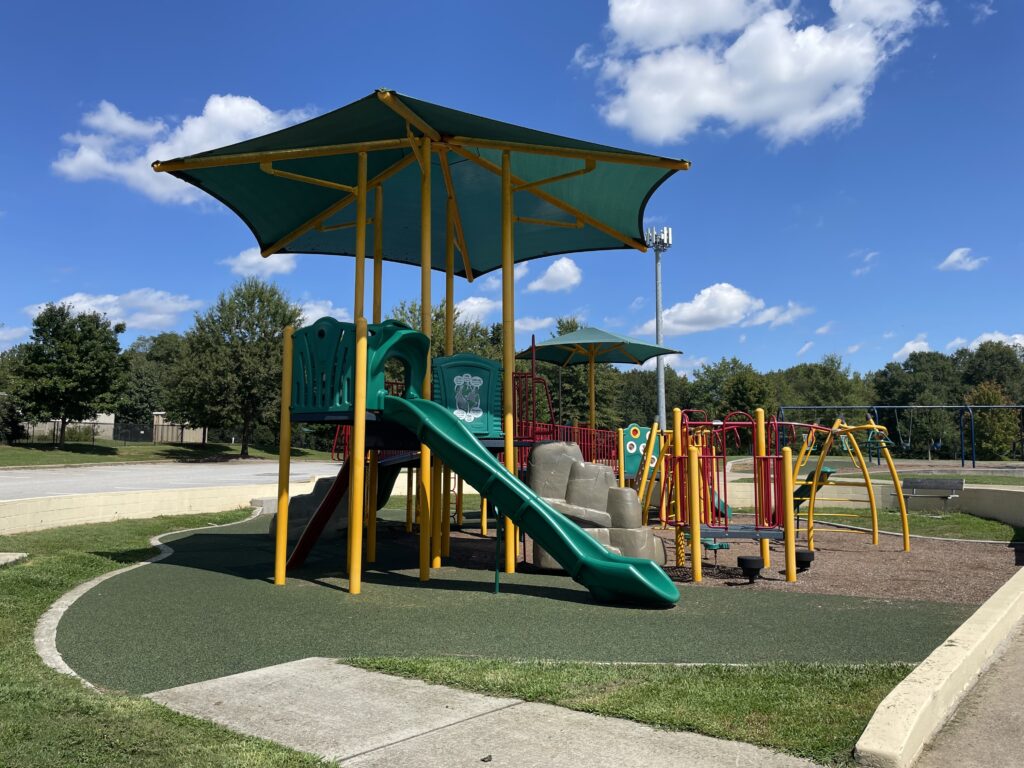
[645, 226, 672, 430]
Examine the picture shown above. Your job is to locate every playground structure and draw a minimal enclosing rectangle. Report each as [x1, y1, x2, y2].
[274, 316, 679, 608]
[621, 408, 911, 582]
[779, 404, 1024, 467]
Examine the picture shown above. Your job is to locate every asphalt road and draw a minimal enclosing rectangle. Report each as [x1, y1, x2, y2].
[0, 460, 341, 501]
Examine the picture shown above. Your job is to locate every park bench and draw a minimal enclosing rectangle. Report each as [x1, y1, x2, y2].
[895, 477, 964, 512]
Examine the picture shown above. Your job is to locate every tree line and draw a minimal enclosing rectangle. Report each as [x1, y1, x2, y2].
[2, 277, 1021, 460]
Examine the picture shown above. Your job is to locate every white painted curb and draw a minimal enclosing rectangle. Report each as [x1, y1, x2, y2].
[855, 565, 1024, 767]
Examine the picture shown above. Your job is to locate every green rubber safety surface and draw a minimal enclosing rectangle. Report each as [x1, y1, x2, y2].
[57, 515, 971, 695]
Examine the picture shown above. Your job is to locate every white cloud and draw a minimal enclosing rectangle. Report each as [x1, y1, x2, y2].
[455, 296, 502, 324]
[580, 0, 940, 146]
[221, 247, 297, 278]
[882, 330, 895, 339]
[852, 250, 878, 277]
[515, 316, 555, 332]
[797, 341, 814, 356]
[0, 326, 30, 346]
[636, 282, 810, 335]
[743, 300, 813, 328]
[966, 332, 1024, 350]
[24, 288, 202, 330]
[847, 343, 862, 354]
[526, 257, 582, 292]
[53, 95, 314, 204]
[479, 263, 528, 292]
[739, 333, 747, 343]
[972, 2, 996, 23]
[602, 316, 624, 327]
[892, 333, 929, 361]
[641, 352, 702, 374]
[945, 336, 967, 350]
[937, 247, 987, 272]
[629, 296, 645, 311]
[816, 321, 834, 335]
[299, 299, 350, 325]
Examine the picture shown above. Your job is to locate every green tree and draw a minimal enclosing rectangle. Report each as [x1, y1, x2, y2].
[388, 300, 498, 359]
[0, 347, 26, 443]
[168, 279, 302, 458]
[9, 304, 124, 446]
[965, 381, 1018, 459]
[616, 367, 689, 427]
[690, 357, 770, 418]
[963, 341, 1024, 401]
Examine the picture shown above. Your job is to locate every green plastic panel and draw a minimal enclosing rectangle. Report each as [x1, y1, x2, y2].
[431, 354, 502, 439]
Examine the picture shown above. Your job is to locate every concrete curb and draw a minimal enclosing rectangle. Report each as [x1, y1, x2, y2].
[0, 552, 28, 567]
[854, 565, 1024, 767]
[33, 508, 262, 688]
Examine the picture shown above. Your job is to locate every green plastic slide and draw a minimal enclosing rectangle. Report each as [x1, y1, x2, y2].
[382, 395, 679, 608]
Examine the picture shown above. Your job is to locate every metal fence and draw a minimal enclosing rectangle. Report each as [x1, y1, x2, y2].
[19, 420, 203, 446]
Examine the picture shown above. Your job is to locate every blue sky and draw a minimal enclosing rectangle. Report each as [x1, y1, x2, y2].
[1, 0, 1020, 374]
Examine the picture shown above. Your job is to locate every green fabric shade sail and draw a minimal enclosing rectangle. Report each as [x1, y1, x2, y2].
[516, 327, 679, 367]
[152, 89, 689, 280]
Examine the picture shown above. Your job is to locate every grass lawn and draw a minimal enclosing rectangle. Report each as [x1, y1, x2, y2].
[347, 657, 911, 767]
[0, 510, 329, 767]
[811, 507, 1024, 542]
[0, 440, 335, 468]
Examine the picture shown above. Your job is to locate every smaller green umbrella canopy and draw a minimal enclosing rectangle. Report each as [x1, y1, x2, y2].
[517, 327, 680, 427]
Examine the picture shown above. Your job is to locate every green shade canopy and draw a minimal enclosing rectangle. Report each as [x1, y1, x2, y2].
[153, 89, 689, 280]
[516, 327, 680, 367]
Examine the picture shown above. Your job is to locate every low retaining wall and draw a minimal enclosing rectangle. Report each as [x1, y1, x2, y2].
[855, 567, 1024, 768]
[0, 480, 322, 537]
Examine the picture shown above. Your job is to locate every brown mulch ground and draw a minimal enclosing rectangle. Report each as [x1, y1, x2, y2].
[381, 513, 1022, 607]
[651, 526, 1022, 605]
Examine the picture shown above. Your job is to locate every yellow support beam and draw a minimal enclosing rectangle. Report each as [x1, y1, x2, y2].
[501, 150, 516, 574]
[346, 152, 369, 595]
[259, 162, 357, 194]
[261, 153, 416, 258]
[687, 445, 702, 583]
[419, 135, 433, 581]
[447, 135, 691, 171]
[673, 408, 683, 566]
[755, 408, 770, 568]
[636, 421, 659, 503]
[273, 326, 294, 585]
[782, 447, 797, 583]
[377, 90, 441, 141]
[439, 149, 473, 281]
[152, 137, 411, 173]
[449, 146, 648, 253]
[513, 159, 595, 192]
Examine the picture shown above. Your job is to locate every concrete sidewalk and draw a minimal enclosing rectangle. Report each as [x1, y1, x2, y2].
[148, 658, 819, 768]
[915, 621, 1024, 768]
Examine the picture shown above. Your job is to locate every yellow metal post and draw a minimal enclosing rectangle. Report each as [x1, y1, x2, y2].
[441, 198, 455, 559]
[687, 445, 702, 582]
[636, 421, 659, 505]
[418, 136, 433, 581]
[346, 151, 369, 595]
[673, 408, 683, 566]
[501, 150, 516, 573]
[480, 497, 488, 535]
[367, 183, 384, 563]
[872, 418, 910, 552]
[617, 427, 625, 488]
[274, 325, 294, 585]
[755, 407, 771, 568]
[844, 425, 879, 545]
[782, 446, 797, 582]
[658, 434, 668, 526]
